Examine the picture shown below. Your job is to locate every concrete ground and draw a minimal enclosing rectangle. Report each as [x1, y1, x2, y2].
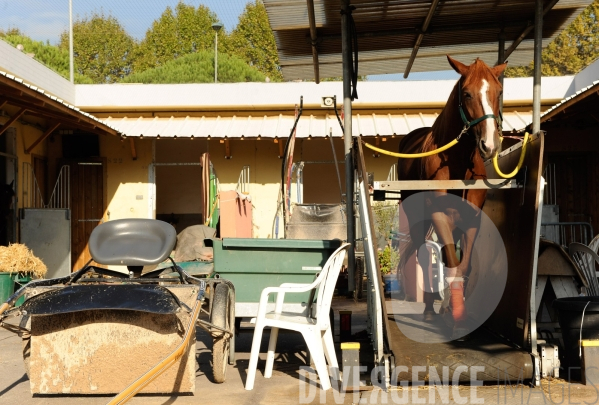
[2, 296, 599, 404]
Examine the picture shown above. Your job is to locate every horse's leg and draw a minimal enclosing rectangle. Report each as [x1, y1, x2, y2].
[410, 220, 436, 319]
[439, 227, 465, 314]
[400, 192, 437, 320]
[429, 195, 466, 326]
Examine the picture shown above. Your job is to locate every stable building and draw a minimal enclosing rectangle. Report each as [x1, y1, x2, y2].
[0, 37, 595, 274]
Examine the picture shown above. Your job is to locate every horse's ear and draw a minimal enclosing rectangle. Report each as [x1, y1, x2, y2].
[491, 62, 508, 78]
[447, 55, 469, 76]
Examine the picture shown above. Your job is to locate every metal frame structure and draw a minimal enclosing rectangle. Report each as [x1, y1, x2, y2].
[337, 0, 547, 294]
[356, 132, 546, 389]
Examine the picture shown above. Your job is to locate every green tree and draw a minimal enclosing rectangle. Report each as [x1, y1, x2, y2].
[1, 32, 93, 83]
[226, 1, 282, 82]
[505, 0, 599, 77]
[59, 12, 136, 83]
[134, 3, 221, 73]
[121, 50, 265, 84]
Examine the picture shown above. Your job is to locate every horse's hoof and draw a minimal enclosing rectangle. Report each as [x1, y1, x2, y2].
[423, 310, 436, 322]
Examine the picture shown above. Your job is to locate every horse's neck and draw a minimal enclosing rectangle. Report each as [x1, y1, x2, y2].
[431, 89, 463, 145]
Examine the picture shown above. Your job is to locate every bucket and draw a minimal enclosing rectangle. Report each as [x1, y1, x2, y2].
[0, 272, 12, 303]
[383, 274, 400, 293]
[12, 273, 32, 307]
[553, 297, 599, 380]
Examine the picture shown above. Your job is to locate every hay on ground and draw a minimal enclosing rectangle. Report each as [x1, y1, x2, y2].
[0, 243, 47, 278]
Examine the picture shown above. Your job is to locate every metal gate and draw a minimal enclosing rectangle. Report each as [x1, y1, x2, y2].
[21, 163, 71, 278]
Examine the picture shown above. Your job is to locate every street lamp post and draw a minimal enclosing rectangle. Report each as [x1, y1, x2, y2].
[212, 22, 224, 83]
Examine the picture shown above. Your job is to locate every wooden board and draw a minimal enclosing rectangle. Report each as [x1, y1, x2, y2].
[28, 285, 198, 394]
[538, 242, 578, 277]
[482, 133, 544, 348]
[550, 276, 579, 299]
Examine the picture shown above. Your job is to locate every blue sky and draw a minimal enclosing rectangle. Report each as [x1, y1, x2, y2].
[0, 0, 456, 81]
[0, 0, 248, 42]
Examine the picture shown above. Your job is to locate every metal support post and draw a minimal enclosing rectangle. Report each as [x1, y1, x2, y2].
[69, 0, 74, 84]
[532, 0, 543, 134]
[498, 30, 505, 116]
[341, 0, 355, 292]
[529, 0, 544, 386]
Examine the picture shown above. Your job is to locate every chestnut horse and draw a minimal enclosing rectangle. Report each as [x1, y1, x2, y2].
[397, 56, 506, 336]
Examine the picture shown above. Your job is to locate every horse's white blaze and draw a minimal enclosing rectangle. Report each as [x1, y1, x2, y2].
[479, 79, 495, 151]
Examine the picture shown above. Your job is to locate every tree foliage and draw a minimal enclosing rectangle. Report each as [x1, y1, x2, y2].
[59, 12, 136, 83]
[505, 0, 599, 77]
[134, 3, 222, 73]
[121, 50, 265, 84]
[226, 1, 282, 82]
[1, 32, 93, 83]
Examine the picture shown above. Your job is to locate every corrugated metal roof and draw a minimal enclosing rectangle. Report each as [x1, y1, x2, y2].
[104, 111, 531, 139]
[264, 0, 593, 81]
[541, 79, 599, 122]
[0, 70, 121, 135]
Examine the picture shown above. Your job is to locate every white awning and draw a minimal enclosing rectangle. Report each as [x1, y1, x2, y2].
[102, 111, 532, 139]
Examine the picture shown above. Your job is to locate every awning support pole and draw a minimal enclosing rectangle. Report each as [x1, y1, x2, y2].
[497, 30, 505, 117]
[532, 0, 543, 135]
[307, 0, 320, 84]
[342, 0, 355, 293]
[529, 0, 543, 388]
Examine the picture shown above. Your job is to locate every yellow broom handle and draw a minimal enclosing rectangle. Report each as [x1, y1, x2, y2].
[0, 303, 8, 316]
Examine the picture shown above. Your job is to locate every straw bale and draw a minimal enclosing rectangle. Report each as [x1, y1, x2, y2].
[0, 243, 47, 278]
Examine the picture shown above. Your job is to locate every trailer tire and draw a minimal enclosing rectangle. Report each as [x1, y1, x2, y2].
[211, 283, 229, 383]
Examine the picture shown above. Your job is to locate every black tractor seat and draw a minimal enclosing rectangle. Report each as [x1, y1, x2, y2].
[89, 218, 176, 266]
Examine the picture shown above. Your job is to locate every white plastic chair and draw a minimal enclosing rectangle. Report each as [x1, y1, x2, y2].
[569, 242, 599, 296]
[245, 242, 350, 391]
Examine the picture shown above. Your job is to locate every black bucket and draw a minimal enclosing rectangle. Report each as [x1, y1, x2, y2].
[553, 297, 599, 380]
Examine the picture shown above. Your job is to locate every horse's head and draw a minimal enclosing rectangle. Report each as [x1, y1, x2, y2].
[448, 56, 507, 160]
[1, 180, 15, 215]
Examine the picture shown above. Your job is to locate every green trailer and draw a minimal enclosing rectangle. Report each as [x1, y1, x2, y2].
[209, 238, 342, 318]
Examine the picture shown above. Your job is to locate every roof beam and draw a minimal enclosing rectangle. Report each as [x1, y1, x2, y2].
[25, 122, 60, 154]
[0, 108, 27, 136]
[0, 77, 119, 136]
[129, 137, 137, 160]
[501, 0, 559, 64]
[404, 0, 440, 78]
[306, 0, 320, 83]
[320, 18, 532, 41]
[2, 97, 98, 131]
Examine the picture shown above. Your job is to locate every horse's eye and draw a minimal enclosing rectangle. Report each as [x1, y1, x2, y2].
[464, 92, 472, 100]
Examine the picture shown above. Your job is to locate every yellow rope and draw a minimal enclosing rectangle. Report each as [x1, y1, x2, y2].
[492, 132, 530, 179]
[362, 130, 530, 179]
[363, 137, 460, 158]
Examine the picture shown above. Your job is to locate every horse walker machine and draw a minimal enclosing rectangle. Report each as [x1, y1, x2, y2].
[355, 131, 552, 389]
[0, 218, 235, 403]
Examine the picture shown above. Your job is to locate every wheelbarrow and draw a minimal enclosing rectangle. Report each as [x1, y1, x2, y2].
[0, 218, 235, 403]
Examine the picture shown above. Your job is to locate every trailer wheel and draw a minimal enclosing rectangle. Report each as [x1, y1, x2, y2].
[210, 283, 229, 383]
